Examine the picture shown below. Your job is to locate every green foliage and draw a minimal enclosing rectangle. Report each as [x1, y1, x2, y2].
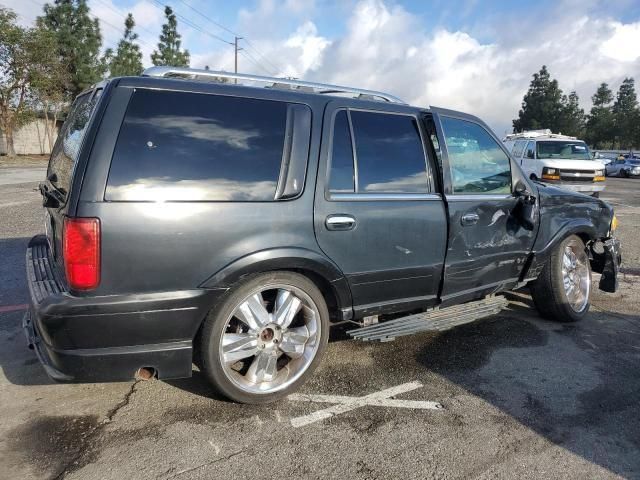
[513, 66, 566, 133]
[151, 6, 190, 67]
[558, 91, 585, 138]
[515, 66, 639, 148]
[585, 83, 615, 149]
[513, 66, 585, 136]
[612, 78, 639, 149]
[107, 13, 143, 77]
[0, 7, 67, 156]
[37, 0, 104, 98]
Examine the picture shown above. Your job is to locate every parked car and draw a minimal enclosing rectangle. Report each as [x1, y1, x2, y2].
[605, 158, 640, 177]
[24, 68, 621, 404]
[503, 130, 605, 197]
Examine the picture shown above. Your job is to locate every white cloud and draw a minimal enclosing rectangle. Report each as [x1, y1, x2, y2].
[223, 0, 640, 136]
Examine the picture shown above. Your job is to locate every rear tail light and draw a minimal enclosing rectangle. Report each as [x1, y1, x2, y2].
[63, 217, 100, 290]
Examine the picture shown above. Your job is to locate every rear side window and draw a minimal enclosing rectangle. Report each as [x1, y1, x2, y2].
[327, 109, 431, 195]
[48, 92, 99, 196]
[106, 89, 306, 201]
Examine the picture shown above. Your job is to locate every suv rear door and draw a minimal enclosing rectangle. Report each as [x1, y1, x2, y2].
[314, 101, 447, 317]
[431, 107, 537, 305]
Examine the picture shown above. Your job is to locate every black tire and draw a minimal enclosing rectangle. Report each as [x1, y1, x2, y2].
[199, 271, 330, 404]
[530, 235, 591, 322]
[621, 169, 629, 178]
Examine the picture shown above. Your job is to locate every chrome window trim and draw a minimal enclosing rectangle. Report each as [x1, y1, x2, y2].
[330, 193, 442, 201]
[445, 194, 513, 201]
[325, 106, 434, 201]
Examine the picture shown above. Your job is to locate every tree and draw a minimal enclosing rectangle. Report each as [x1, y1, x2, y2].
[151, 6, 190, 67]
[513, 66, 566, 133]
[612, 78, 639, 149]
[0, 8, 65, 157]
[558, 91, 585, 138]
[585, 83, 614, 149]
[37, 0, 104, 98]
[106, 14, 143, 77]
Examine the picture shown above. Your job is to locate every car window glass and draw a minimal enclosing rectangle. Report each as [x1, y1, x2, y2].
[440, 117, 512, 194]
[48, 92, 98, 196]
[512, 140, 526, 158]
[525, 141, 536, 158]
[106, 89, 291, 201]
[350, 110, 429, 193]
[328, 110, 355, 193]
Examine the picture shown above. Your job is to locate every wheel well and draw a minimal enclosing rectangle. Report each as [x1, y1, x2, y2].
[286, 268, 341, 321]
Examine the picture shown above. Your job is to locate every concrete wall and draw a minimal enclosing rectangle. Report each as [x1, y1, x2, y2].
[0, 118, 60, 156]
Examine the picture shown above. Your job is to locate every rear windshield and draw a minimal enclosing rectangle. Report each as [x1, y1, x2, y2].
[536, 141, 590, 160]
[47, 91, 100, 196]
[106, 89, 297, 201]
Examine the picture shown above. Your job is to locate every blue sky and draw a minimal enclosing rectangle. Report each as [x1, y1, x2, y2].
[5, 0, 640, 134]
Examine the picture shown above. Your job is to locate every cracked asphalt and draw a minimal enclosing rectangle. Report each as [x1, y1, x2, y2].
[1, 163, 639, 480]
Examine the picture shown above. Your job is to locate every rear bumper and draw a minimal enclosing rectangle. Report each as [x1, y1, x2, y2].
[25, 235, 224, 382]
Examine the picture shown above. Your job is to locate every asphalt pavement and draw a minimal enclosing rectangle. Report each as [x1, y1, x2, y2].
[1, 165, 639, 480]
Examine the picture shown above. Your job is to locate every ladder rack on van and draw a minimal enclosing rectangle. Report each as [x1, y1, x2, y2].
[503, 129, 577, 142]
[142, 66, 406, 104]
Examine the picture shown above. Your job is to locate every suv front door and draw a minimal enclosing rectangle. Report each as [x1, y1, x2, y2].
[314, 101, 447, 318]
[431, 107, 537, 305]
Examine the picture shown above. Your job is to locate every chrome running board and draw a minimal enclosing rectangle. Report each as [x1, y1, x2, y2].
[347, 296, 508, 342]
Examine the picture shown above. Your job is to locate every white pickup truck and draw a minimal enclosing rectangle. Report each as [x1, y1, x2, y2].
[504, 130, 605, 197]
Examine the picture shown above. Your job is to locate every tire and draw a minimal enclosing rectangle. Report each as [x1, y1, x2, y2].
[199, 271, 330, 404]
[530, 235, 592, 322]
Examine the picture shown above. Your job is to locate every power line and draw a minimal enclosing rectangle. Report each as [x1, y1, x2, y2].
[151, 0, 234, 46]
[172, 0, 283, 74]
[240, 50, 275, 76]
[93, 0, 158, 39]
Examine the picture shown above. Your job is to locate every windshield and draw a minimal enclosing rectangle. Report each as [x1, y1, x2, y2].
[536, 141, 590, 160]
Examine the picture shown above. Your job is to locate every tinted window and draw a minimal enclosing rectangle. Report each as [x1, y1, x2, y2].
[328, 110, 355, 193]
[536, 141, 590, 160]
[48, 92, 98, 196]
[525, 141, 536, 159]
[106, 90, 289, 201]
[350, 111, 429, 193]
[440, 117, 511, 194]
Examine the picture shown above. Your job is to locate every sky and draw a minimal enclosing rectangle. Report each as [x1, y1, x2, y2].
[3, 0, 640, 135]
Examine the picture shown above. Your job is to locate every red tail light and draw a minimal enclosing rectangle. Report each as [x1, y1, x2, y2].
[63, 217, 100, 290]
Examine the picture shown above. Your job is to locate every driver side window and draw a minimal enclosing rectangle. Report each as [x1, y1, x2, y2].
[440, 117, 512, 195]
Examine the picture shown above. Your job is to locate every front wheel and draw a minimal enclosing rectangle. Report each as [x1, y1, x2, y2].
[530, 235, 592, 322]
[199, 271, 329, 404]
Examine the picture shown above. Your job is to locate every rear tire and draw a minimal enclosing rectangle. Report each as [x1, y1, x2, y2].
[199, 271, 329, 404]
[530, 235, 591, 322]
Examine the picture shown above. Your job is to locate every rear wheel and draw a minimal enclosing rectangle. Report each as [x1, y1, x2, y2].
[199, 271, 329, 403]
[530, 235, 591, 322]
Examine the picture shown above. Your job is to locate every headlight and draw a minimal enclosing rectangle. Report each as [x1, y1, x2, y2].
[594, 169, 605, 181]
[541, 167, 560, 180]
[611, 214, 618, 232]
[595, 169, 604, 176]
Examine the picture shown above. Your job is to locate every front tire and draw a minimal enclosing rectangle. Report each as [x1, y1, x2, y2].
[199, 271, 329, 404]
[530, 235, 592, 322]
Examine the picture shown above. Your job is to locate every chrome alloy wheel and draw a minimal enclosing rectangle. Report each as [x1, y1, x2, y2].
[218, 284, 321, 395]
[561, 243, 591, 313]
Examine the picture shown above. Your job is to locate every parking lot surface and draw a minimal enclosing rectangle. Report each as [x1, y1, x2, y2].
[1, 166, 639, 479]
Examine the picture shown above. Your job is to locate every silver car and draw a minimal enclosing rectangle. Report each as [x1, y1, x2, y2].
[605, 158, 640, 177]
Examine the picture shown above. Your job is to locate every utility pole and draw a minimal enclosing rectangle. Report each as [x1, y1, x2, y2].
[234, 36, 243, 83]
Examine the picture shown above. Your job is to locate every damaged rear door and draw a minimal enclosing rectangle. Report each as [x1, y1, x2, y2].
[431, 107, 538, 305]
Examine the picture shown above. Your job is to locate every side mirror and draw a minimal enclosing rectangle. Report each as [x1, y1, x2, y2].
[526, 151, 535, 159]
[514, 180, 528, 195]
[513, 180, 537, 231]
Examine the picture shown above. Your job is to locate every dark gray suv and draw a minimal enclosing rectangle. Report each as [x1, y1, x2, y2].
[24, 67, 621, 404]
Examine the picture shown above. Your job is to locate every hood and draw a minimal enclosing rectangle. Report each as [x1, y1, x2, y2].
[537, 159, 604, 171]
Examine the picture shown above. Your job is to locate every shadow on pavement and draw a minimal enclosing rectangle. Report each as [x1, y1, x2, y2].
[417, 293, 640, 478]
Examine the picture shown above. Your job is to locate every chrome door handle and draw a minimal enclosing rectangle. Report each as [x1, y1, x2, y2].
[326, 214, 356, 231]
[461, 213, 479, 226]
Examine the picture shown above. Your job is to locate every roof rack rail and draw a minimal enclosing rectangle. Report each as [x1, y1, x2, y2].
[142, 66, 406, 104]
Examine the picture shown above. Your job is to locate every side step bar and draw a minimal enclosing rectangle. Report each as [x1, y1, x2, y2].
[347, 295, 508, 342]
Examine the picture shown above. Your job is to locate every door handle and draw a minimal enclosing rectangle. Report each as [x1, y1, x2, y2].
[461, 213, 479, 226]
[326, 214, 356, 231]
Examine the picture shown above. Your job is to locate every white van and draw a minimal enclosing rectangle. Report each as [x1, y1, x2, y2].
[503, 130, 605, 197]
